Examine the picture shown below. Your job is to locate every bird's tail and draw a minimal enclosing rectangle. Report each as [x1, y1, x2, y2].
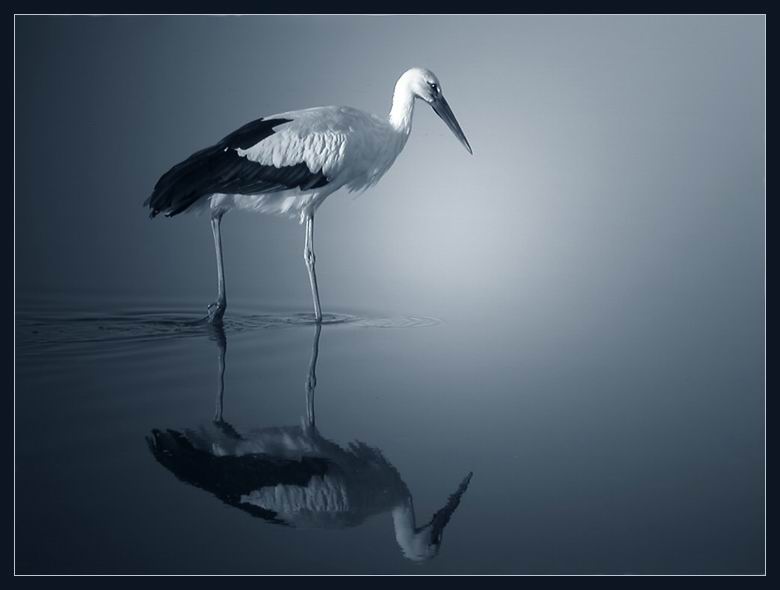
[144, 145, 223, 218]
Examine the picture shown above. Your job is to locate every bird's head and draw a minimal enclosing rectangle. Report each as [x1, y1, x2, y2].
[396, 67, 472, 154]
[392, 471, 473, 562]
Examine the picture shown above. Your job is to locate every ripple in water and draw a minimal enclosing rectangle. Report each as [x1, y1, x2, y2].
[16, 306, 441, 355]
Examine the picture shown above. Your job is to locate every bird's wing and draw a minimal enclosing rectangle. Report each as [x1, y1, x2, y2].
[146, 428, 330, 524]
[232, 107, 359, 180]
[145, 111, 344, 218]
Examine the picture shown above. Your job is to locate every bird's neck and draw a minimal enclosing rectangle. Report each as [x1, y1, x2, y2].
[388, 87, 415, 135]
[391, 498, 438, 561]
[391, 499, 419, 548]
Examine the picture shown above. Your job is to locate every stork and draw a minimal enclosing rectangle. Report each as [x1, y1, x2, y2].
[147, 324, 473, 561]
[145, 68, 472, 323]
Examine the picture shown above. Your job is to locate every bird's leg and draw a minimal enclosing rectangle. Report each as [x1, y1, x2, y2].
[304, 213, 323, 323]
[304, 323, 321, 432]
[211, 324, 227, 423]
[208, 324, 240, 439]
[207, 212, 227, 323]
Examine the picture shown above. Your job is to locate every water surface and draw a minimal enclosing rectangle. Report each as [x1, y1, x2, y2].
[14, 14, 765, 575]
[14, 292, 764, 574]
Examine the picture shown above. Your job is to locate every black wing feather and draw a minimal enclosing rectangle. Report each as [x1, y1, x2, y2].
[146, 428, 330, 523]
[144, 117, 330, 218]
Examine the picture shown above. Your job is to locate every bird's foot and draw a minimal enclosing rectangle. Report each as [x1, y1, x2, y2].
[206, 301, 226, 324]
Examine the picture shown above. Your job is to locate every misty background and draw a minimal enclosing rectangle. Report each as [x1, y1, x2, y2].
[14, 15, 765, 574]
[16, 15, 764, 325]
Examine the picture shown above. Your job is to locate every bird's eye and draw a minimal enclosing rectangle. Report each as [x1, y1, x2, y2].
[428, 82, 439, 93]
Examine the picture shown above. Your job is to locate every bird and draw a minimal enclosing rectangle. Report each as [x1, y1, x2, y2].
[144, 67, 472, 323]
[147, 323, 473, 561]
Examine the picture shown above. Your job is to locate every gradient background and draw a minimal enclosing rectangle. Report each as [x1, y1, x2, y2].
[16, 15, 765, 318]
[15, 15, 765, 574]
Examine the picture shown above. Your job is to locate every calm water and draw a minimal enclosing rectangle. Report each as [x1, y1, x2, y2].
[15, 293, 764, 574]
[14, 13, 764, 575]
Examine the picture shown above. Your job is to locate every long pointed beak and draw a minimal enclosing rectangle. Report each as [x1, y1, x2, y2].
[431, 95, 473, 155]
[426, 471, 473, 546]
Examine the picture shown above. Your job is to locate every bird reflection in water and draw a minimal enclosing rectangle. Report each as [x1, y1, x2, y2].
[147, 324, 472, 561]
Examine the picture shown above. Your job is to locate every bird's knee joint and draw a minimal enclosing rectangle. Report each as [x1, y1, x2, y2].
[304, 249, 316, 266]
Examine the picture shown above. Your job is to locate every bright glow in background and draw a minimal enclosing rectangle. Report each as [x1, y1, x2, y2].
[16, 15, 765, 329]
[14, 17, 766, 573]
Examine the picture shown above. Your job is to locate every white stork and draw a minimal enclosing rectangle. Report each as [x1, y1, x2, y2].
[145, 68, 472, 323]
[147, 324, 473, 561]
